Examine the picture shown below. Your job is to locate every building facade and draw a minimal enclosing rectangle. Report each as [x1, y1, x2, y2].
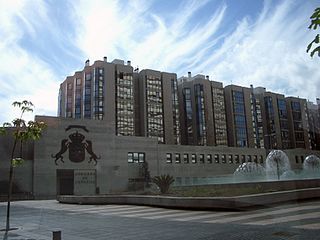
[58, 58, 180, 144]
[58, 58, 317, 150]
[1, 116, 319, 198]
[253, 88, 290, 150]
[1, 58, 320, 198]
[178, 73, 227, 146]
[224, 85, 264, 148]
[286, 97, 311, 149]
[135, 69, 180, 144]
[307, 100, 320, 150]
[58, 58, 135, 136]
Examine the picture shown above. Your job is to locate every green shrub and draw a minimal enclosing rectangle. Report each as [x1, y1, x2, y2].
[152, 174, 175, 194]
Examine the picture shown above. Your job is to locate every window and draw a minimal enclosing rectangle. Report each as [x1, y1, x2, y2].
[94, 68, 104, 120]
[127, 153, 133, 163]
[228, 155, 233, 164]
[184, 88, 193, 144]
[193, 177, 198, 184]
[191, 154, 197, 163]
[235, 155, 240, 164]
[171, 79, 180, 144]
[175, 153, 181, 163]
[277, 99, 287, 118]
[291, 101, 301, 111]
[295, 155, 299, 164]
[116, 72, 134, 136]
[133, 153, 138, 163]
[183, 153, 189, 164]
[247, 155, 252, 162]
[254, 155, 258, 163]
[260, 155, 264, 164]
[76, 78, 81, 85]
[207, 154, 212, 163]
[138, 153, 145, 163]
[199, 154, 205, 163]
[185, 177, 190, 185]
[166, 153, 172, 163]
[85, 73, 91, 80]
[212, 86, 227, 146]
[222, 154, 226, 163]
[195, 84, 206, 145]
[215, 154, 219, 163]
[301, 156, 304, 163]
[128, 152, 145, 163]
[175, 177, 182, 185]
[241, 155, 246, 163]
[146, 75, 164, 143]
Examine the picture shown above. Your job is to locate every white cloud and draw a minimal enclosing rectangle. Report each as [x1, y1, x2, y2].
[73, 0, 226, 71]
[196, 1, 320, 102]
[1, 0, 319, 125]
[73, 0, 319, 102]
[0, 0, 59, 123]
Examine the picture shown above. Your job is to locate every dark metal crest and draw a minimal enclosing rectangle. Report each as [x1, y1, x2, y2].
[51, 125, 101, 165]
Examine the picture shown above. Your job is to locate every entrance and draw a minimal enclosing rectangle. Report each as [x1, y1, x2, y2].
[56, 169, 74, 195]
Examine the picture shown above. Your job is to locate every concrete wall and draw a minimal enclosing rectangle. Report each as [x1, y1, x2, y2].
[2, 116, 320, 199]
[0, 132, 33, 193]
[157, 144, 266, 185]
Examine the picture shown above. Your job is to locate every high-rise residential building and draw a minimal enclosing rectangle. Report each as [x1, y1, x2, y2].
[135, 69, 180, 144]
[178, 73, 228, 146]
[59, 58, 135, 136]
[286, 97, 311, 149]
[58, 57, 318, 151]
[307, 100, 320, 150]
[253, 88, 290, 149]
[224, 85, 264, 148]
[59, 58, 180, 144]
[211, 81, 228, 146]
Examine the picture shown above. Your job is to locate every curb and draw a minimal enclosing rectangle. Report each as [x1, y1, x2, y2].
[58, 187, 320, 210]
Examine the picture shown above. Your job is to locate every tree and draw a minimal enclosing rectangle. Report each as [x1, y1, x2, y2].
[0, 100, 46, 235]
[307, 7, 320, 57]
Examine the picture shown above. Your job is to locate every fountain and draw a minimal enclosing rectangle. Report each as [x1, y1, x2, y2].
[302, 155, 320, 178]
[233, 151, 320, 182]
[265, 150, 291, 180]
[234, 162, 266, 181]
[303, 155, 320, 171]
[233, 150, 291, 181]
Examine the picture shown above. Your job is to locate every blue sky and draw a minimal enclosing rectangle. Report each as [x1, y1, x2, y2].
[0, 0, 319, 123]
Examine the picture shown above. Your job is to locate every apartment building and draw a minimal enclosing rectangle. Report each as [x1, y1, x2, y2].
[253, 88, 290, 150]
[58, 58, 317, 150]
[286, 97, 311, 149]
[224, 85, 264, 148]
[307, 100, 320, 150]
[135, 69, 180, 144]
[58, 58, 135, 136]
[178, 73, 227, 146]
[59, 58, 180, 144]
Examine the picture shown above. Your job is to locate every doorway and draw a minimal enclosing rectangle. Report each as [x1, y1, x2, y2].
[56, 169, 74, 195]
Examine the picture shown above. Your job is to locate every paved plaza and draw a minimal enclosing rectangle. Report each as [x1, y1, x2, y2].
[1, 199, 320, 239]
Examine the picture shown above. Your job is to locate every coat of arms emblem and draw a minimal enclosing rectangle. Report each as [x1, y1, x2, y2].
[51, 125, 100, 165]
